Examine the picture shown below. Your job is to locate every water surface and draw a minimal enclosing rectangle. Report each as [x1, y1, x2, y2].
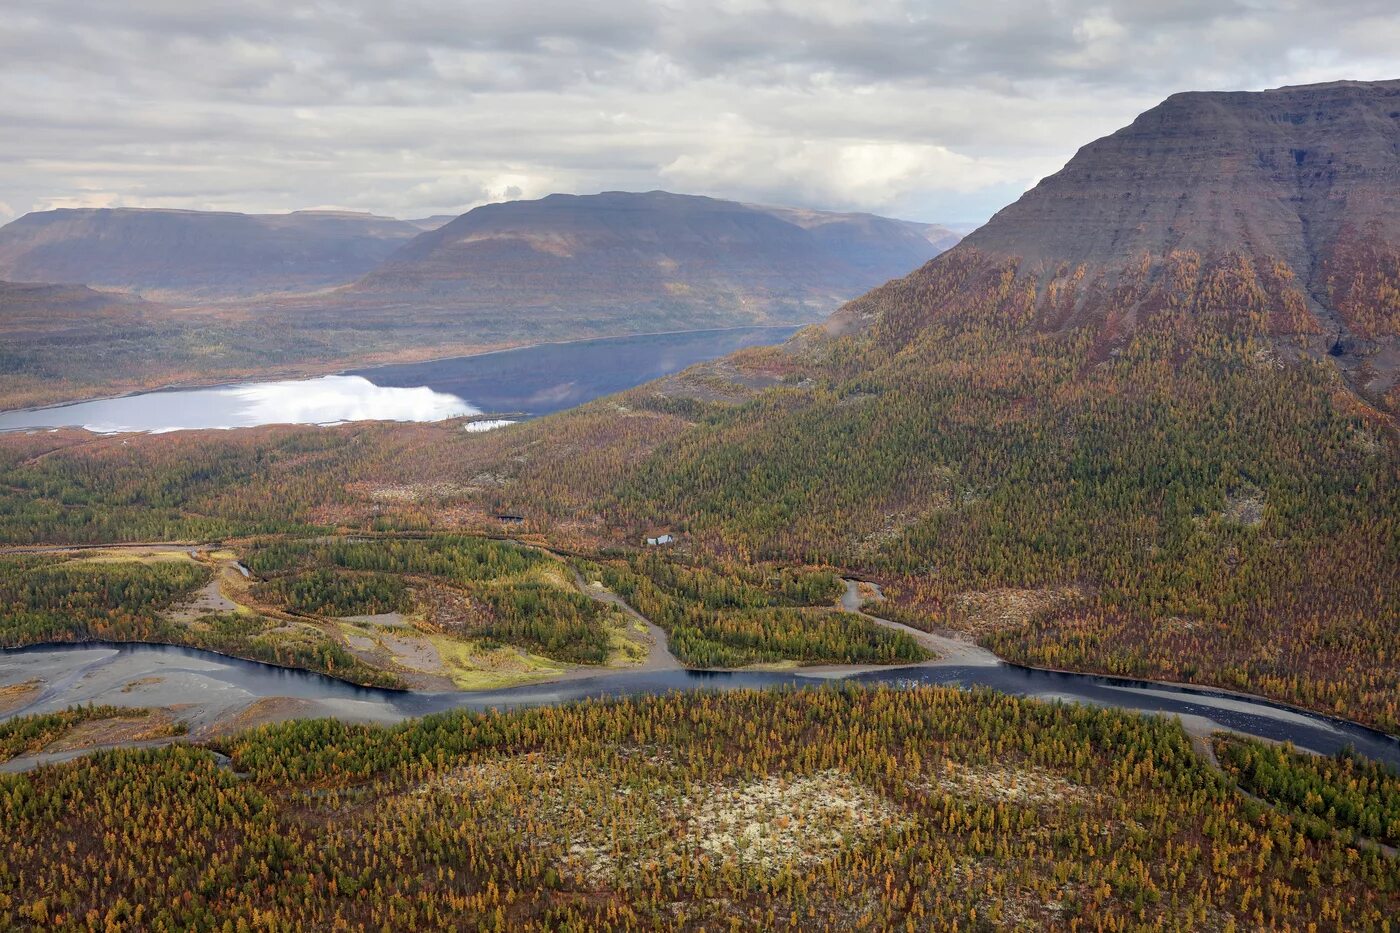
[0, 375, 476, 434]
[4, 642, 1396, 769]
[0, 325, 801, 434]
[349, 325, 801, 417]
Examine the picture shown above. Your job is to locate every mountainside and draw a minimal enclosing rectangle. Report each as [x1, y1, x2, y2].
[0, 208, 426, 298]
[833, 79, 1400, 407]
[417, 80, 1400, 729]
[344, 191, 958, 324]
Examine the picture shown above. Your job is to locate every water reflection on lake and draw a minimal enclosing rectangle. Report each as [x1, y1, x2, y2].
[0, 375, 477, 434]
[0, 325, 801, 435]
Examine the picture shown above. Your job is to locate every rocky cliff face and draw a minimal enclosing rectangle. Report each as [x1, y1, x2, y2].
[347, 191, 957, 324]
[0, 208, 425, 299]
[966, 80, 1400, 274]
[831, 80, 1400, 409]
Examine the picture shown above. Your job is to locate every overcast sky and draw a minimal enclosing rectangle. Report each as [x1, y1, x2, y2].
[2, 1, 1397, 225]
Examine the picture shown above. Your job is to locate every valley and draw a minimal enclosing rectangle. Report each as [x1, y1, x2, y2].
[1, 58, 1399, 930]
[0, 194, 954, 410]
[0, 325, 798, 434]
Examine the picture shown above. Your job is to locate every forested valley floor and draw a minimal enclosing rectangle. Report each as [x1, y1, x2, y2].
[2, 685, 1398, 930]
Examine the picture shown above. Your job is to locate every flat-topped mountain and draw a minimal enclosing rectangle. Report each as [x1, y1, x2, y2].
[345, 191, 958, 324]
[0, 208, 426, 299]
[832, 79, 1400, 405]
[963, 79, 1400, 274]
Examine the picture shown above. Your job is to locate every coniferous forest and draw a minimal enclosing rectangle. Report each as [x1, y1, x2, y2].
[2, 686, 1397, 930]
[2, 42, 1400, 932]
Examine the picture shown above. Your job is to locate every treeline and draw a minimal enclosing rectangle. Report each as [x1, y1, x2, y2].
[2, 686, 1396, 929]
[1, 249, 1396, 728]
[258, 568, 409, 617]
[244, 535, 540, 583]
[471, 583, 611, 664]
[176, 613, 403, 689]
[0, 705, 142, 763]
[0, 555, 208, 646]
[0, 554, 400, 688]
[248, 536, 614, 666]
[579, 554, 921, 667]
[557, 255, 1396, 729]
[1215, 737, 1400, 848]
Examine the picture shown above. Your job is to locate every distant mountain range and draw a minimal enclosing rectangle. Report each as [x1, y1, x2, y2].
[0, 194, 960, 315]
[0, 208, 448, 299]
[0, 192, 961, 408]
[341, 191, 960, 324]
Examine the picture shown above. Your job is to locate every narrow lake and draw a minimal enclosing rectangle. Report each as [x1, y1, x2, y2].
[0, 325, 801, 434]
[4, 642, 1396, 770]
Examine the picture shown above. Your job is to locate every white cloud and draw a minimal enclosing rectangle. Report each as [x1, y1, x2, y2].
[0, 1, 1393, 225]
[663, 134, 1046, 214]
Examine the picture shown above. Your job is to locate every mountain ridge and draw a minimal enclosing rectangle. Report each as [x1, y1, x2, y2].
[342, 189, 960, 324]
[0, 207, 427, 299]
[826, 79, 1400, 410]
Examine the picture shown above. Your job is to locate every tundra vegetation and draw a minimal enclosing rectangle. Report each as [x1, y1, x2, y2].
[0, 686, 1396, 930]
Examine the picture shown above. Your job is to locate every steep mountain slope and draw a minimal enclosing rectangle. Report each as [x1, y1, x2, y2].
[0, 208, 425, 298]
[343, 191, 957, 325]
[428, 80, 1400, 729]
[832, 79, 1400, 407]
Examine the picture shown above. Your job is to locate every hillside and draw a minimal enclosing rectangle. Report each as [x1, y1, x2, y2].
[421, 79, 1399, 728]
[2, 82, 1395, 730]
[0, 196, 958, 408]
[341, 190, 959, 326]
[830, 78, 1400, 408]
[0, 208, 425, 299]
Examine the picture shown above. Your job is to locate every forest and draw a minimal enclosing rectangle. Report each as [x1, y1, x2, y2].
[0, 685, 1396, 930]
[576, 553, 919, 667]
[0, 553, 401, 688]
[1214, 737, 1400, 850]
[0, 250, 1395, 729]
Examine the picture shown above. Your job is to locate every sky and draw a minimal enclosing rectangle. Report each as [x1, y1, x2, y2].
[2, 1, 1398, 226]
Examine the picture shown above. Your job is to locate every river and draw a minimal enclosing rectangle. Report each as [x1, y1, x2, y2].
[3, 641, 1397, 771]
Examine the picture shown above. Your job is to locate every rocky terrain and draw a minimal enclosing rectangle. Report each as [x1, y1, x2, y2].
[833, 79, 1400, 408]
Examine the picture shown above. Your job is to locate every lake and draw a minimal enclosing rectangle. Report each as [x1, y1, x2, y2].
[0, 325, 801, 434]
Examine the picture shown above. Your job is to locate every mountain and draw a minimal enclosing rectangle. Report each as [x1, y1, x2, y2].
[405, 214, 458, 231]
[448, 80, 1399, 730]
[0, 278, 148, 318]
[342, 191, 959, 325]
[0, 208, 426, 299]
[0, 195, 960, 410]
[832, 79, 1400, 404]
[0, 279, 176, 408]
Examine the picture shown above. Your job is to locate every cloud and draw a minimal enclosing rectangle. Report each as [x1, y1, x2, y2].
[0, 1, 1395, 225]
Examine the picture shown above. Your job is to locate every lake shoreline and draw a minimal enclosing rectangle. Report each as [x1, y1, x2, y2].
[0, 322, 809, 420]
